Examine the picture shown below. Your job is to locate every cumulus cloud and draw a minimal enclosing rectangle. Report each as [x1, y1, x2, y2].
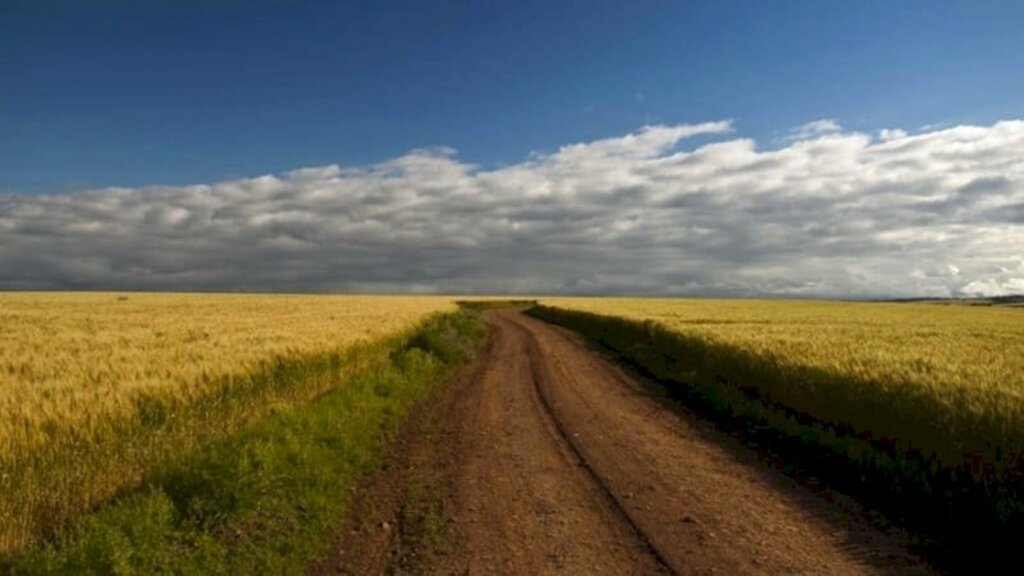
[879, 128, 908, 142]
[1, 119, 1023, 297]
[788, 118, 842, 141]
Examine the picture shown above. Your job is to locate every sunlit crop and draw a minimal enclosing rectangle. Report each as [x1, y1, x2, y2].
[0, 292, 455, 554]
[540, 297, 1024, 467]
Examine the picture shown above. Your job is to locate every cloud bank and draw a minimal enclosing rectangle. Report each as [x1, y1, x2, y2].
[2, 119, 1023, 297]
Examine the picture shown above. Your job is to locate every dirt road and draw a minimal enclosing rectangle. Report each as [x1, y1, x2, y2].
[320, 309, 933, 575]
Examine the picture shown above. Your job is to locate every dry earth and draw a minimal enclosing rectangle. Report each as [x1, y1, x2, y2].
[315, 309, 933, 575]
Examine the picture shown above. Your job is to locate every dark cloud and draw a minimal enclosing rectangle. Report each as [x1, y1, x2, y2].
[1, 120, 1023, 297]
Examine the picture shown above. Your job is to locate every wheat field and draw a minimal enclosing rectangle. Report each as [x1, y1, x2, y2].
[0, 292, 455, 554]
[540, 297, 1024, 467]
[7, 293, 1023, 557]
[0, 293, 455, 459]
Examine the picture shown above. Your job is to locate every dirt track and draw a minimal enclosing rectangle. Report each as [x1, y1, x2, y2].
[320, 309, 933, 575]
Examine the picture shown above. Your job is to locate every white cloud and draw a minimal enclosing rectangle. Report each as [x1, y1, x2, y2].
[1, 120, 1023, 297]
[788, 119, 842, 141]
[879, 128, 908, 142]
[960, 278, 1024, 298]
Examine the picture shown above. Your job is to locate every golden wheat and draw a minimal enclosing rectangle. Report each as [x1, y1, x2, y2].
[532, 297, 1024, 546]
[0, 292, 455, 553]
[539, 297, 1024, 403]
[540, 297, 1024, 469]
[0, 293, 453, 459]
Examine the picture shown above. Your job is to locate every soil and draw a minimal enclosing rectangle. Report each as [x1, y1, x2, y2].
[313, 309, 934, 575]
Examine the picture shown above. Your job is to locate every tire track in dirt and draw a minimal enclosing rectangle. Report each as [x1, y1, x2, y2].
[433, 313, 670, 575]
[508, 317, 677, 572]
[432, 310, 933, 575]
[320, 309, 934, 575]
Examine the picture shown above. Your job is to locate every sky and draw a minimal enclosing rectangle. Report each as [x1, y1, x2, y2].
[2, 0, 1023, 297]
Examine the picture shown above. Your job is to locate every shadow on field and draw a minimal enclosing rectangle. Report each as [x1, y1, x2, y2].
[528, 304, 1017, 575]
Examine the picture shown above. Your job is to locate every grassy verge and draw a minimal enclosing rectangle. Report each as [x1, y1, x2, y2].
[3, 311, 485, 575]
[3, 346, 382, 555]
[0, 294, 453, 555]
[528, 304, 1020, 569]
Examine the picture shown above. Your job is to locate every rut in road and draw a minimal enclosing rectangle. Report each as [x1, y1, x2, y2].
[431, 309, 932, 575]
[433, 311, 668, 575]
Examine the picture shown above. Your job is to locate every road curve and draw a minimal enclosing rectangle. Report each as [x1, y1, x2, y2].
[433, 309, 931, 575]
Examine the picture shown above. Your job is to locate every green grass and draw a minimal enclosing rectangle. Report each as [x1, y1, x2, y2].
[3, 311, 485, 575]
[5, 347, 377, 557]
[455, 299, 538, 311]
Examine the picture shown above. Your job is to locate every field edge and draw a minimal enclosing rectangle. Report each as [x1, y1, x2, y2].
[3, 309, 486, 575]
[527, 304, 1020, 572]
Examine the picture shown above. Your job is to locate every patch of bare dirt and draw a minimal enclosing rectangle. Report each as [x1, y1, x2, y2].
[316, 310, 934, 575]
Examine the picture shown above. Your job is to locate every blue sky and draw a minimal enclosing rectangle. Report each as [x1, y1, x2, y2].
[3, 1, 1024, 297]
[3, 0, 1023, 194]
